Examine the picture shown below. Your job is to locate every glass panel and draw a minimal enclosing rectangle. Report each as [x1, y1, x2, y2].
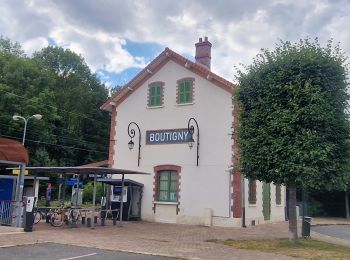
[159, 172, 169, 181]
[159, 180, 168, 191]
[169, 180, 177, 192]
[159, 191, 168, 201]
[169, 192, 177, 202]
[170, 171, 177, 181]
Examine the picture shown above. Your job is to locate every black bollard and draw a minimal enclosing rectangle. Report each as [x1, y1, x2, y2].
[87, 217, 91, 227]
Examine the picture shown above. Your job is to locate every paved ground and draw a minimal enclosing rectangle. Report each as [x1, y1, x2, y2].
[1, 218, 349, 259]
[0, 242, 174, 260]
[0, 220, 295, 260]
[312, 225, 350, 241]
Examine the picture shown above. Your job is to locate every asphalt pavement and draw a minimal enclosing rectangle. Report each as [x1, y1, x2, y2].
[312, 225, 350, 241]
[0, 243, 176, 260]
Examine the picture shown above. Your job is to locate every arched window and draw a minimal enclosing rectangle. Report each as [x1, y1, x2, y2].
[158, 171, 178, 202]
[153, 165, 181, 203]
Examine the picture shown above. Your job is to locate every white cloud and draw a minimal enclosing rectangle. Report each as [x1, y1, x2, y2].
[0, 0, 349, 83]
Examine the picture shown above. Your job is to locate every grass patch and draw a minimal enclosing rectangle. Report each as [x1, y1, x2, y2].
[211, 239, 350, 259]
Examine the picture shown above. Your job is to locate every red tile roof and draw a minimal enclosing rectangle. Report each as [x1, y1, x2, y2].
[0, 138, 29, 165]
[101, 47, 237, 111]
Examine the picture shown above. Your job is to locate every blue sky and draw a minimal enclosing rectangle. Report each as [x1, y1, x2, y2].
[96, 40, 164, 87]
[1, 0, 349, 88]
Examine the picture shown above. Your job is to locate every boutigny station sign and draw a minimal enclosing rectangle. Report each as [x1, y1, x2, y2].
[146, 129, 191, 145]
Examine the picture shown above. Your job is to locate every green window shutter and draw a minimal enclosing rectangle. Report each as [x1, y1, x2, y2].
[149, 85, 161, 106]
[178, 81, 192, 104]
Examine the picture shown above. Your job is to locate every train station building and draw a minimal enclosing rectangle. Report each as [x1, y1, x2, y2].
[101, 38, 286, 227]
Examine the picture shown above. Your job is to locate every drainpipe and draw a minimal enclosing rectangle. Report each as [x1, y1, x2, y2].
[241, 176, 246, 228]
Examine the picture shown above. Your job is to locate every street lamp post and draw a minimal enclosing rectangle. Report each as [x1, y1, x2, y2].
[127, 122, 141, 167]
[187, 118, 199, 166]
[12, 114, 42, 227]
[12, 114, 42, 145]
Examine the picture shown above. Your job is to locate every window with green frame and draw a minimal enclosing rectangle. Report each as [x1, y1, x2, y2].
[149, 84, 162, 107]
[275, 184, 281, 205]
[158, 170, 178, 202]
[178, 80, 193, 104]
[248, 179, 256, 204]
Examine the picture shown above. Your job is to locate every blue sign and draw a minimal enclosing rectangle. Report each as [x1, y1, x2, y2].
[65, 178, 83, 187]
[146, 128, 192, 145]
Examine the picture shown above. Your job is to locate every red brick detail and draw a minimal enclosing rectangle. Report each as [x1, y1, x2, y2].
[195, 37, 212, 70]
[232, 97, 242, 218]
[147, 81, 165, 107]
[152, 165, 182, 214]
[176, 78, 195, 104]
[108, 106, 117, 168]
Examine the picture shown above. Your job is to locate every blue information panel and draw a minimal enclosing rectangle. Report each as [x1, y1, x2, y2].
[65, 178, 83, 187]
[146, 128, 192, 145]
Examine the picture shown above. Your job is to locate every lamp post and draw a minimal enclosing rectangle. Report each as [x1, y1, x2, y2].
[187, 117, 199, 166]
[127, 122, 141, 167]
[12, 114, 42, 145]
[12, 114, 42, 227]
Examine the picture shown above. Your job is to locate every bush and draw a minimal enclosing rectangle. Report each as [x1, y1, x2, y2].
[82, 182, 104, 204]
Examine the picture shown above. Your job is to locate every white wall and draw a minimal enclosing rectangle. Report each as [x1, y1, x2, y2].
[112, 60, 233, 224]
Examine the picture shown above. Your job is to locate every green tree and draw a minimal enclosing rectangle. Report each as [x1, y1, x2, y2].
[237, 39, 349, 242]
[82, 181, 104, 204]
[0, 46, 59, 166]
[0, 36, 25, 57]
[33, 46, 110, 166]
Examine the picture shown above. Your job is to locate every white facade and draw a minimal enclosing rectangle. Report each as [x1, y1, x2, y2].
[104, 44, 286, 227]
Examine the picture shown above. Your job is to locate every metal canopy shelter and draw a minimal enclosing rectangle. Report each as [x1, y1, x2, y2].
[26, 167, 150, 227]
[0, 138, 29, 228]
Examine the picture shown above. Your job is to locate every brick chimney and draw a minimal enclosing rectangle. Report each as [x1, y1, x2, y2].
[195, 37, 212, 70]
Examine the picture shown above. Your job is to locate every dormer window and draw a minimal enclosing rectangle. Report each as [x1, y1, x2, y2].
[148, 82, 164, 107]
[177, 78, 194, 104]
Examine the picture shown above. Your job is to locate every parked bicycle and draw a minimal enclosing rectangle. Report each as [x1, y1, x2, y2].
[33, 207, 53, 224]
[50, 206, 81, 227]
[50, 205, 66, 227]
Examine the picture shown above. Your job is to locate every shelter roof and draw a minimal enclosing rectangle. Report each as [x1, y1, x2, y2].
[0, 175, 49, 181]
[26, 167, 150, 175]
[0, 138, 29, 165]
[97, 178, 144, 187]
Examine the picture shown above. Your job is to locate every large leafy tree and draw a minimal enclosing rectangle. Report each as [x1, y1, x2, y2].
[0, 39, 110, 167]
[237, 39, 349, 242]
[32, 46, 110, 166]
[0, 43, 58, 166]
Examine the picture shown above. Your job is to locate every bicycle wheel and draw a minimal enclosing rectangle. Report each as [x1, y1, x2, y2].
[33, 211, 42, 224]
[50, 211, 64, 227]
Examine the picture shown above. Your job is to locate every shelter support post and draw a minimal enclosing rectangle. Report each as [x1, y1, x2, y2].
[119, 174, 125, 226]
[91, 173, 97, 229]
[14, 163, 25, 227]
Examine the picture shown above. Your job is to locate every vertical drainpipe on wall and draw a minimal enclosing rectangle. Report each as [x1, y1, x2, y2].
[241, 176, 246, 228]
